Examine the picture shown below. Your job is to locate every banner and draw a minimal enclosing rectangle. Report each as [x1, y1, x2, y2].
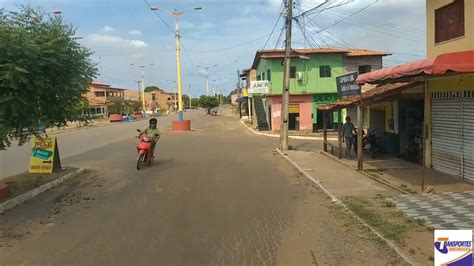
[29, 136, 61, 174]
[249, 80, 269, 94]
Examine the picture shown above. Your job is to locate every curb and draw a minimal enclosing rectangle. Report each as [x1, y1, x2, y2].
[0, 168, 85, 214]
[276, 148, 416, 265]
[239, 120, 338, 141]
[319, 151, 410, 195]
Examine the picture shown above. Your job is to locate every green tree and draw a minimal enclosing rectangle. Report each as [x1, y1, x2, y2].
[0, 7, 97, 150]
[199, 96, 219, 115]
[144, 86, 159, 93]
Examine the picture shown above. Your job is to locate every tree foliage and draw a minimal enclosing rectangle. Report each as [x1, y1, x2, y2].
[0, 7, 97, 149]
[199, 96, 219, 115]
[144, 86, 159, 93]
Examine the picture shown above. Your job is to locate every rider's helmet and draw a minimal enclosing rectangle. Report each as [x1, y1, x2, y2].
[149, 118, 157, 127]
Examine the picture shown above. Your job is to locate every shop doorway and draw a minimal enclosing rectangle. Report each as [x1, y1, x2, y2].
[399, 100, 424, 164]
[289, 113, 300, 130]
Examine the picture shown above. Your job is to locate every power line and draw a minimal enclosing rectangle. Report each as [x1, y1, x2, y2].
[316, 0, 378, 33]
[143, 0, 175, 34]
[263, 4, 284, 50]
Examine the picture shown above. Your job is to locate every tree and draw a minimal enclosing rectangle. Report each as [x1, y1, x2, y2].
[144, 86, 159, 93]
[199, 96, 219, 115]
[0, 7, 97, 150]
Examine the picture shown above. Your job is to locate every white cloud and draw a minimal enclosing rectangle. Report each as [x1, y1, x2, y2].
[103, 25, 114, 32]
[84, 34, 148, 49]
[128, 30, 142, 36]
[130, 40, 148, 48]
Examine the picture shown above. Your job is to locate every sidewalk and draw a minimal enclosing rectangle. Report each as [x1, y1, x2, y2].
[319, 146, 474, 194]
[281, 150, 400, 198]
[240, 120, 338, 140]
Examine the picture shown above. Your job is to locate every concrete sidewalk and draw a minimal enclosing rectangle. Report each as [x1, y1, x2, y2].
[319, 148, 474, 194]
[281, 150, 400, 198]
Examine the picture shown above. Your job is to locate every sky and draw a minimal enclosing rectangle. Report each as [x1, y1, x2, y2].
[1, 0, 426, 97]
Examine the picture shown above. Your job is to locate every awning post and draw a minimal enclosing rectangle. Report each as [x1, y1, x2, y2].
[338, 108, 343, 159]
[357, 95, 364, 170]
[323, 111, 328, 152]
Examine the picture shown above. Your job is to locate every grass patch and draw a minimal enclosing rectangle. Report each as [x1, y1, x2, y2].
[342, 196, 426, 245]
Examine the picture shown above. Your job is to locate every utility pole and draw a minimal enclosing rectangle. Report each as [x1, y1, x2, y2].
[280, 0, 293, 150]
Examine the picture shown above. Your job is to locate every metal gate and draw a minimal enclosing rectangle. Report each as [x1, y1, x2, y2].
[462, 94, 474, 181]
[432, 91, 474, 180]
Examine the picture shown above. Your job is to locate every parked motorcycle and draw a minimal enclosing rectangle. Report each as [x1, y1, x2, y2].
[136, 129, 157, 170]
[353, 129, 383, 159]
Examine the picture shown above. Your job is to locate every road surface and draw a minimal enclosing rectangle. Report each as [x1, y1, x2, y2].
[0, 108, 405, 265]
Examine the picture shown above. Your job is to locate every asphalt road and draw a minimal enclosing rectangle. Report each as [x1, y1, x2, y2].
[0, 108, 404, 265]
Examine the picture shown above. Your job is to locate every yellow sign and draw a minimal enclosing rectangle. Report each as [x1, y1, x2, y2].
[29, 136, 61, 174]
[289, 104, 300, 114]
[242, 88, 249, 97]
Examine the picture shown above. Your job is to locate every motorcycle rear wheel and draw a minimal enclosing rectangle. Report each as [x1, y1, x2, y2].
[136, 153, 145, 170]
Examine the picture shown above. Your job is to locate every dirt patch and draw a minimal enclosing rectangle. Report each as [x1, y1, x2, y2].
[1, 168, 78, 204]
[341, 195, 433, 265]
[276, 170, 407, 265]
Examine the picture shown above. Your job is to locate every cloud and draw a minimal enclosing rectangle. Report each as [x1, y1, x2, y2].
[84, 34, 149, 49]
[180, 21, 216, 31]
[128, 30, 142, 36]
[103, 25, 114, 32]
[130, 40, 148, 48]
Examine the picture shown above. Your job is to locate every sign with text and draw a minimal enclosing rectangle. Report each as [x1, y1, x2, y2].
[249, 80, 269, 94]
[336, 72, 361, 97]
[29, 136, 61, 174]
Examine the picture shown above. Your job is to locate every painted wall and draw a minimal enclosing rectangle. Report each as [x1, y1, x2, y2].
[427, 0, 474, 57]
[343, 56, 383, 74]
[424, 74, 474, 166]
[256, 54, 344, 95]
[266, 95, 313, 132]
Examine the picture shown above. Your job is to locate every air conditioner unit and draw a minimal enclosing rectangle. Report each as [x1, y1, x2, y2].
[296, 72, 304, 81]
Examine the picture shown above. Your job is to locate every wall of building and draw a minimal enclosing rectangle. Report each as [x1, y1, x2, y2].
[427, 0, 474, 57]
[343, 56, 383, 74]
[424, 74, 474, 166]
[256, 54, 344, 95]
[266, 94, 313, 132]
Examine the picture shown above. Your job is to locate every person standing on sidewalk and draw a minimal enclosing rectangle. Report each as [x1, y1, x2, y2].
[342, 117, 357, 158]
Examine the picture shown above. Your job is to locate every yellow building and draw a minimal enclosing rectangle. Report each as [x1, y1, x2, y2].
[426, 0, 474, 57]
[424, 0, 474, 179]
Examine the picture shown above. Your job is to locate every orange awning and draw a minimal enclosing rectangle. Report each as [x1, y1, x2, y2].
[357, 50, 474, 85]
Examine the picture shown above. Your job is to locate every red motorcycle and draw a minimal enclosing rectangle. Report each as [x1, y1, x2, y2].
[136, 129, 158, 170]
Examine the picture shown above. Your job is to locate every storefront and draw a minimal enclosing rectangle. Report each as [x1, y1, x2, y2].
[265, 94, 313, 133]
[313, 93, 339, 131]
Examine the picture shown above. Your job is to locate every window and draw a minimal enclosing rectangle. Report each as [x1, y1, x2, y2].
[267, 69, 271, 81]
[262, 72, 266, 80]
[290, 66, 297, 79]
[94, 91, 105, 97]
[435, 0, 464, 43]
[319, 66, 331, 78]
[152, 94, 156, 101]
[257, 74, 261, 81]
[358, 65, 372, 74]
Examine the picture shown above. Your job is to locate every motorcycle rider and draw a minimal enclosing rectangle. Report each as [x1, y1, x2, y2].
[139, 118, 160, 157]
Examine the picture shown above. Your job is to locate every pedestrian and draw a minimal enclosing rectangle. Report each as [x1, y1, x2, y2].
[342, 116, 357, 158]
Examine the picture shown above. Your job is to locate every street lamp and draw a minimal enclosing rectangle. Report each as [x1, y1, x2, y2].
[150, 6, 202, 122]
[131, 63, 154, 113]
[197, 65, 218, 96]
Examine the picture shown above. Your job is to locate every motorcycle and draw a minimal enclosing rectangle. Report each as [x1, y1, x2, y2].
[136, 129, 157, 170]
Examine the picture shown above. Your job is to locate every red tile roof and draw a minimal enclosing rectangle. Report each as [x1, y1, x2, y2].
[251, 48, 391, 69]
[346, 49, 392, 57]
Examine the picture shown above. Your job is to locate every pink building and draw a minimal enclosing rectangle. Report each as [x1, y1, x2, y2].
[265, 95, 313, 133]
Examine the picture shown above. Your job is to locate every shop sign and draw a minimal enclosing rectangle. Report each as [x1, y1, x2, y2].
[289, 104, 300, 114]
[29, 136, 61, 174]
[249, 81, 269, 94]
[336, 72, 360, 97]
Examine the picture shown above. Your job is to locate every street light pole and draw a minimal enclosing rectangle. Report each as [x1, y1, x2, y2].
[172, 10, 184, 121]
[140, 66, 146, 112]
